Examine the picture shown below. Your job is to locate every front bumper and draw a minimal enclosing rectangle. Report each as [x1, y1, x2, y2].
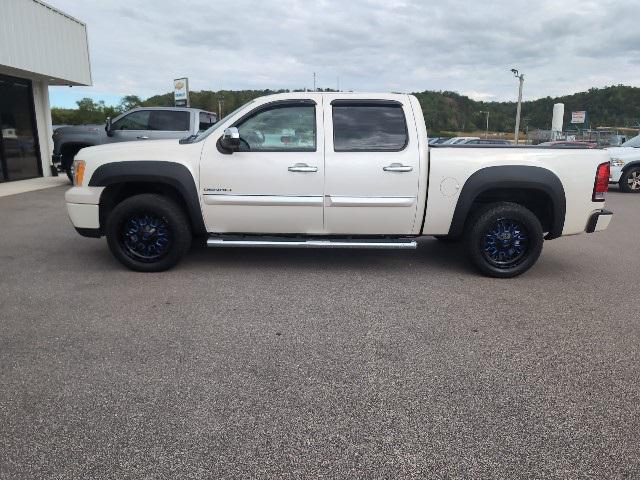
[65, 186, 103, 237]
[586, 209, 613, 233]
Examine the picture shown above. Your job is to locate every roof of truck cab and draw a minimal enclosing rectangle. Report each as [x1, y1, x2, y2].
[258, 92, 410, 100]
[127, 107, 216, 114]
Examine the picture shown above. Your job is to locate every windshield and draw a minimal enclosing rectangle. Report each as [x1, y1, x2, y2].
[621, 135, 640, 148]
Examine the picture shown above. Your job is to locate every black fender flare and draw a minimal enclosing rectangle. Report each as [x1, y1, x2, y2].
[448, 165, 566, 239]
[88, 161, 206, 235]
[621, 161, 640, 175]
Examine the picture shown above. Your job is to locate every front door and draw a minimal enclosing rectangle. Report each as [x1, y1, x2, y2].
[108, 109, 190, 142]
[322, 96, 421, 234]
[199, 98, 324, 234]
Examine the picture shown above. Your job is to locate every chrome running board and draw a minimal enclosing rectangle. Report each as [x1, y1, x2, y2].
[206, 236, 417, 250]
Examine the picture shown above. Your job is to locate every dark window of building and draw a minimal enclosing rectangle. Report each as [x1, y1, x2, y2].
[332, 101, 408, 151]
[0, 74, 41, 182]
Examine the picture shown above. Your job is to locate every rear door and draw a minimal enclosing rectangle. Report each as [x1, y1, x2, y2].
[145, 110, 191, 140]
[322, 96, 421, 234]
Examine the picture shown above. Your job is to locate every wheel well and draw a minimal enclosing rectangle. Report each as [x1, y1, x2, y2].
[99, 182, 194, 234]
[467, 188, 554, 233]
[622, 162, 640, 174]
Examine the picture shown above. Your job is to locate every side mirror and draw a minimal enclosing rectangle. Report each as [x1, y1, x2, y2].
[220, 127, 240, 151]
[105, 117, 113, 137]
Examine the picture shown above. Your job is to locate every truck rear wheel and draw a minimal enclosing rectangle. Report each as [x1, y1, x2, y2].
[106, 194, 192, 272]
[465, 202, 543, 278]
[620, 167, 640, 193]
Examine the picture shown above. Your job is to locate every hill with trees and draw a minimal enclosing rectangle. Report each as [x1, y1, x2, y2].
[52, 85, 640, 134]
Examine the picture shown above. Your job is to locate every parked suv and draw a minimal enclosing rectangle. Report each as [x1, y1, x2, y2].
[52, 107, 217, 181]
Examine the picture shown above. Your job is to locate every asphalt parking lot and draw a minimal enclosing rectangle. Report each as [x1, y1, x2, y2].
[1, 185, 639, 479]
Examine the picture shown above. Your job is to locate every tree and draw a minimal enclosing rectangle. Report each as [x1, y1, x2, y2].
[119, 95, 143, 112]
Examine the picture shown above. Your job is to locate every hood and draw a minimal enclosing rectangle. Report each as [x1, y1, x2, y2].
[54, 124, 104, 134]
[77, 138, 183, 159]
[607, 146, 640, 159]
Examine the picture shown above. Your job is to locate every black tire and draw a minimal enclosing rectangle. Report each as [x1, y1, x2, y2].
[619, 167, 640, 193]
[465, 202, 543, 278]
[106, 194, 192, 272]
[433, 235, 460, 244]
[61, 151, 76, 184]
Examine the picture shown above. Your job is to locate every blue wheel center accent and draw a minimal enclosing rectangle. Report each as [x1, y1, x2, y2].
[121, 214, 171, 261]
[482, 218, 529, 268]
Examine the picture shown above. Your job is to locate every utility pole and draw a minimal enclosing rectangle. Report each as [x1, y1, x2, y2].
[480, 111, 490, 139]
[218, 98, 224, 119]
[313, 72, 316, 92]
[336, 76, 339, 92]
[511, 68, 525, 144]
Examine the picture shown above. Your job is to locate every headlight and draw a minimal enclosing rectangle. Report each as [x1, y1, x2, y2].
[73, 160, 86, 186]
[610, 158, 625, 167]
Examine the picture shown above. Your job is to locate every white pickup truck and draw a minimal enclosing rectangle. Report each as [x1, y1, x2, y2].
[608, 134, 640, 192]
[65, 92, 613, 278]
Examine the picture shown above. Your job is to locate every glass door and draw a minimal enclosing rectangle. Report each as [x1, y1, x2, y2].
[0, 74, 41, 182]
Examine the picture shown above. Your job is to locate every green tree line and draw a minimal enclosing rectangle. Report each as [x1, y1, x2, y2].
[52, 85, 640, 134]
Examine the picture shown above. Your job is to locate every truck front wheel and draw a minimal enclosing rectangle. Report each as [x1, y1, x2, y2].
[465, 202, 543, 278]
[106, 194, 192, 272]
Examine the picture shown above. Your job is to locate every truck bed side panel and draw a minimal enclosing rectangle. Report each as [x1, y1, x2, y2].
[423, 147, 610, 236]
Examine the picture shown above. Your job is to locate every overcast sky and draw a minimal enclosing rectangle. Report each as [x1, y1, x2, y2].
[48, 0, 640, 108]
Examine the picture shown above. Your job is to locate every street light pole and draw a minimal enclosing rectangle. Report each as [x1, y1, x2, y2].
[480, 111, 490, 139]
[511, 68, 525, 145]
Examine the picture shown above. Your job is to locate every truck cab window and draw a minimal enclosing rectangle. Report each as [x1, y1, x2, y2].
[235, 104, 316, 152]
[332, 102, 408, 151]
[112, 111, 150, 130]
[148, 110, 190, 131]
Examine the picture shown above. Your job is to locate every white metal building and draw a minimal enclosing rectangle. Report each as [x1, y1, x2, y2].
[0, 0, 91, 182]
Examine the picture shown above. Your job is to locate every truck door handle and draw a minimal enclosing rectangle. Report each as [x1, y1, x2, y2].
[137, 135, 149, 140]
[383, 163, 413, 172]
[288, 163, 318, 173]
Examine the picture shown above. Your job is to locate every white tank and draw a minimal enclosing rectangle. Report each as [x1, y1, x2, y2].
[552, 103, 564, 132]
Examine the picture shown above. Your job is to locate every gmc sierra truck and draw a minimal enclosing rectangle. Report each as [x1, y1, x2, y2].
[65, 92, 613, 278]
[52, 107, 217, 181]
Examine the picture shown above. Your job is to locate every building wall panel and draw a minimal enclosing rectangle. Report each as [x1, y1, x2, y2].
[0, 0, 91, 85]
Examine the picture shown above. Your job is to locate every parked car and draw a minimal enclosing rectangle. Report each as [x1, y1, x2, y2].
[52, 107, 217, 181]
[65, 92, 612, 278]
[441, 136, 480, 145]
[608, 134, 640, 192]
[460, 139, 511, 145]
[538, 141, 598, 149]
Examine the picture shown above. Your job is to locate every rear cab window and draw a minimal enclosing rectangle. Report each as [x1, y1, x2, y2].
[148, 110, 190, 131]
[331, 100, 408, 151]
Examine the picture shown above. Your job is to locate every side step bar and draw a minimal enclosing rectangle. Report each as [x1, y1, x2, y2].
[206, 237, 417, 250]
